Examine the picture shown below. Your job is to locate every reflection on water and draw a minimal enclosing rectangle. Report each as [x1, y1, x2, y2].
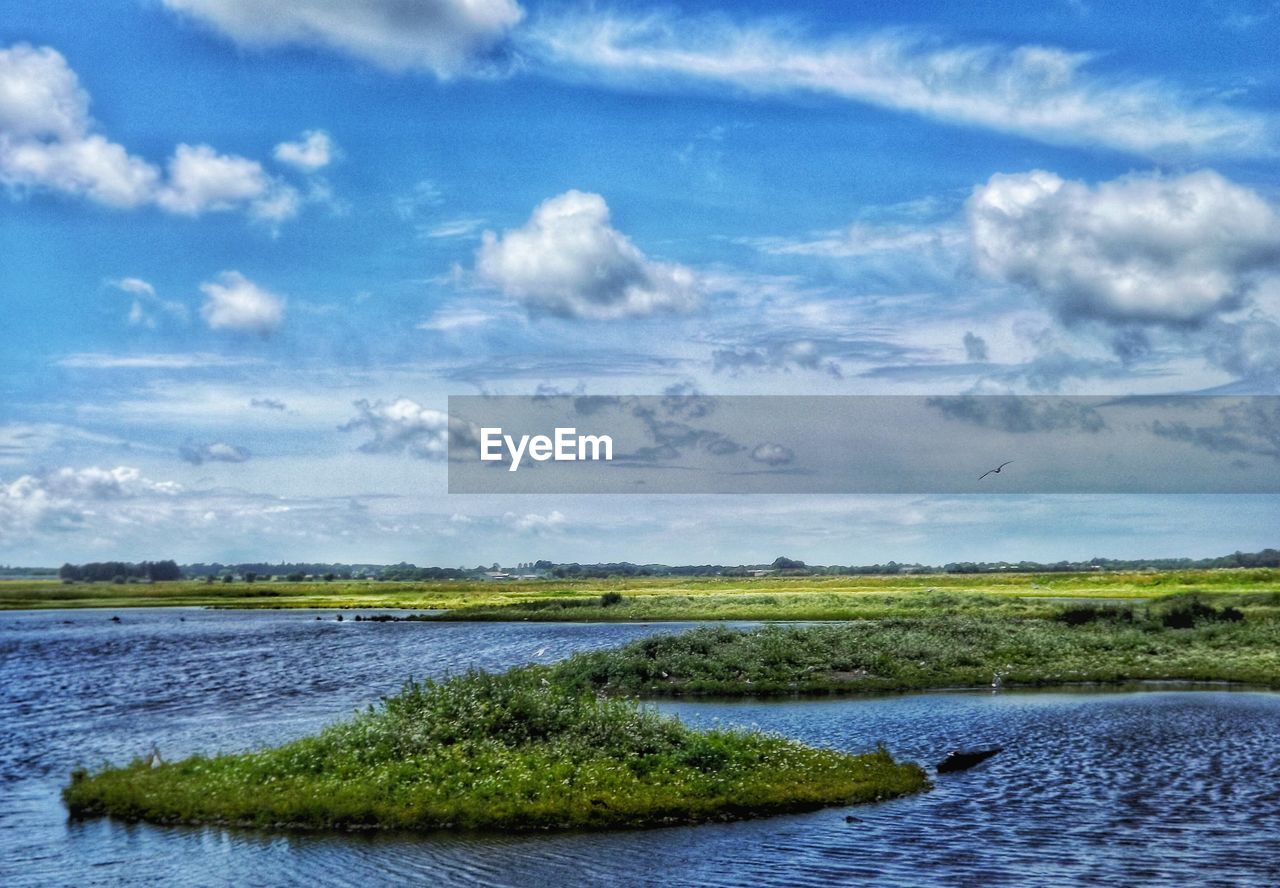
[3, 608, 1279, 886]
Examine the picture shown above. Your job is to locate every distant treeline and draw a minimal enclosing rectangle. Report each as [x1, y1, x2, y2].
[181, 562, 378, 579]
[0, 566, 57, 577]
[57, 561, 182, 583]
[521, 549, 1280, 578]
[45, 548, 1279, 583]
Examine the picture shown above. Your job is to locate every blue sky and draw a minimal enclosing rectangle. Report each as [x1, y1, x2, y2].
[2, 0, 1279, 566]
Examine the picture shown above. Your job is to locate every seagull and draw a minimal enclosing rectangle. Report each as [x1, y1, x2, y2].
[979, 460, 1014, 480]
[533, 646, 547, 657]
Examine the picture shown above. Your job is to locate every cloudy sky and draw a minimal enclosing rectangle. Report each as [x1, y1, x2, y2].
[2, 0, 1279, 567]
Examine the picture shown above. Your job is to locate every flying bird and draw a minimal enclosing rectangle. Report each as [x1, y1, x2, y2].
[979, 460, 1014, 480]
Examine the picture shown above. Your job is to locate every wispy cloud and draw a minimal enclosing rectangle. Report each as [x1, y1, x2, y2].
[56, 352, 260, 369]
[525, 13, 1274, 158]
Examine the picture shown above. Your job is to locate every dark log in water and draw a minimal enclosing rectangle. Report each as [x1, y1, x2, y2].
[936, 747, 1003, 773]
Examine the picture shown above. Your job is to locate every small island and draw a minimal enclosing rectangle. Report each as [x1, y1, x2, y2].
[63, 667, 927, 832]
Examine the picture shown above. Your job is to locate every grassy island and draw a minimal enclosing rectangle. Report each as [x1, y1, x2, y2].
[63, 669, 927, 832]
[544, 605, 1280, 696]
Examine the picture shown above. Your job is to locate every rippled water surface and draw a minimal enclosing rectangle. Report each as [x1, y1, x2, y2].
[3, 608, 1279, 886]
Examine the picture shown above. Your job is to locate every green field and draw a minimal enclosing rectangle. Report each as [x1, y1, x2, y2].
[7, 568, 1279, 622]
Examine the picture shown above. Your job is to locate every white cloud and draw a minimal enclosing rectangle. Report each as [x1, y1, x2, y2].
[527, 14, 1274, 158]
[199, 271, 286, 334]
[1, 132, 160, 207]
[0, 423, 147, 465]
[273, 129, 335, 171]
[476, 190, 700, 320]
[0, 42, 87, 139]
[0, 43, 302, 222]
[968, 169, 1280, 325]
[423, 216, 485, 239]
[504, 509, 566, 533]
[178, 440, 251, 465]
[108, 277, 189, 328]
[57, 352, 258, 369]
[342, 397, 451, 459]
[112, 277, 154, 296]
[417, 305, 510, 332]
[749, 443, 795, 466]
[750, 220, 965, 259]
[157, 143, 298, 221]
[0, 465, 183, 537]
[163, 0, 525, 78]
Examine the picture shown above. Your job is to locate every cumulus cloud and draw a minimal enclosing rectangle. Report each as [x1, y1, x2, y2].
[163, 0, 524, 78]
[342, 397, 462, 460]
[156, 144, 298, 221]
[750, 443, 795, 466]
[969, 170, 1280, 326]
[178, 440, 251, 465]
[273, 130, 335, 171]
[1207, 314, 1280, 383]
[1, 466, 181, 535]
[476, 190, 700, 320]
[0, 45, 157, 206]
[527, 14, 1273, 158]
[0, 43, 303, 222]
[199, 271, 286, 334]
[504, 509, 566, 533]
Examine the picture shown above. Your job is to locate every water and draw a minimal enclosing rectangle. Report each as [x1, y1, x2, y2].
[2, 609, 1278, 886]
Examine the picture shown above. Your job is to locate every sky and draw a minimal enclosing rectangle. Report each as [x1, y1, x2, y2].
[2, 0, 1279, 567]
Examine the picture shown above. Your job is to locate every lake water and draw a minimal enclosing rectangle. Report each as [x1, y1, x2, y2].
[2, 608, 1278, 886]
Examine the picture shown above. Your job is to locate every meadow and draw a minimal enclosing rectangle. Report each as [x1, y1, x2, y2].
[6, 568, 1279, 620]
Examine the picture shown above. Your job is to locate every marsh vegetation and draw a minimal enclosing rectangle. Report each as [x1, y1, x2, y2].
[63, 669, 926, 832]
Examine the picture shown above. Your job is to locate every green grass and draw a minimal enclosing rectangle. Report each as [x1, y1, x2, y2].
[63, 669, 927, 832]
[7, 568, 1278, 618]
[546, 605, 1280, 697]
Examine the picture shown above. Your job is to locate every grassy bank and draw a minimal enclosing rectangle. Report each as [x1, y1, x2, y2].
[546, 606, 1280, 697]
[64, 669, 926, 832]
[7, 568, 1278, 617]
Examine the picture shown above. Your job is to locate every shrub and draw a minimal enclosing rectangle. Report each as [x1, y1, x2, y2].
[1056, 604, 1135, 626]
